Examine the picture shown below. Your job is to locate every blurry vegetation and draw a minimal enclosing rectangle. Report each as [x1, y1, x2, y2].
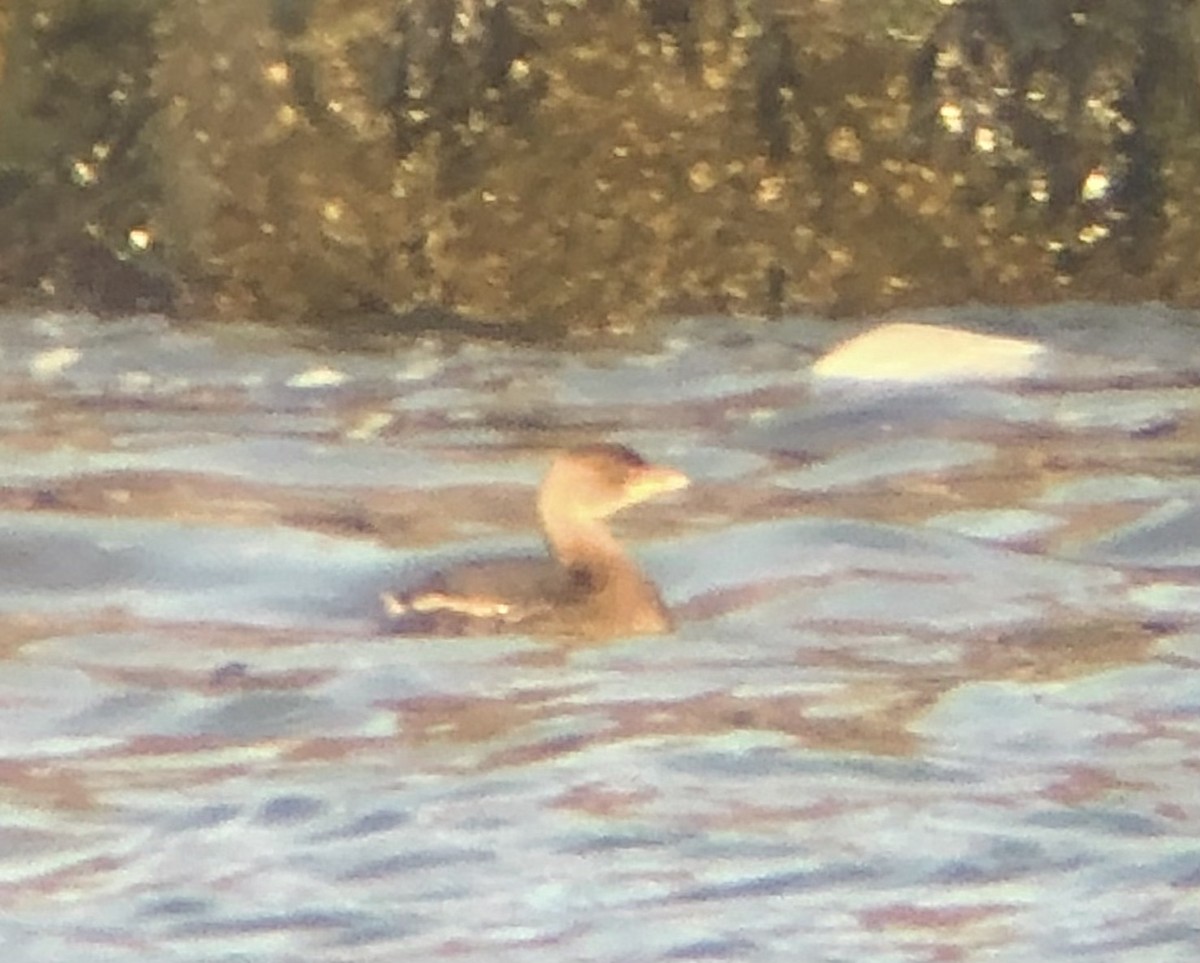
[1, 0, 1200, 335]
[0, 0, 171, 311]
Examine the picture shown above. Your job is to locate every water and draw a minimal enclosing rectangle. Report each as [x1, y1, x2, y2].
[1, 306, 1199, 961]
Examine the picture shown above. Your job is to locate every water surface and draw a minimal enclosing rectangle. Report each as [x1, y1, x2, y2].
[1, 306, 1199, 961]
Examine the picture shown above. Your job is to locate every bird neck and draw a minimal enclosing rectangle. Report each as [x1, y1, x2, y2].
[541, 512, 670, 635]
[537, 477, 672, 635]
[542, 512, 625, 575]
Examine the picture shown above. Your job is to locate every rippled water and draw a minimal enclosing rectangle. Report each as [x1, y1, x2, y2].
[2, 305, 1200, 961]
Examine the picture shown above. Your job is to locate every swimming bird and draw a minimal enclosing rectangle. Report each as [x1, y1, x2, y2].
[382, 444, 688, 640]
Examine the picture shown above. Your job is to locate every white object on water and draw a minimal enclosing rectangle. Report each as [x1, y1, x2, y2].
[287, 365, 347, 388]
[30, 346, 82, 379]
[812, 322, 1045, 384]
